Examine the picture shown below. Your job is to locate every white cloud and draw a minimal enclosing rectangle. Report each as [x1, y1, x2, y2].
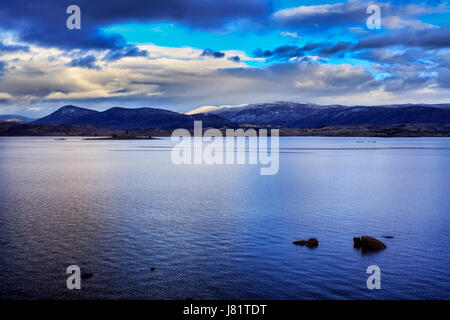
[383, 16, 435, 30]
[0, 92, 12, 99]
[280, 31, 302, 39]
[273, 0, 447, 30]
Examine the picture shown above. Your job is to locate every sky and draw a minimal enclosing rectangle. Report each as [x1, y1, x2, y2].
[0, 0, 449, 116]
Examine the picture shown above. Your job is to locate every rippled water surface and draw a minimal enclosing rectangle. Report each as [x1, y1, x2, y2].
[0, 137, 449, 299]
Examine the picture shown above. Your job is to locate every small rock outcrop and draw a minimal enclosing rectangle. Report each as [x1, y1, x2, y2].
[293, 238, 318, 247]
[354, 236, 386, 252]
[306, 238, 319, 247]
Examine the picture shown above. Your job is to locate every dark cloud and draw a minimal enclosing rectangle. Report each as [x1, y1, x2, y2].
[201, 49, 225, 58]
[254, 45, 306, 60]
[0, 61, 7, 77]
[0, 0, 270, 50]
[355, 48, 431, 65]
[253, 48, 273, 57]
[382, 73, 433, 92]
[256, 27, 450, 63]
[0, 42, 30, 53]
[319, 42, 352, 56]
[355, 27, 450, 50]
[228, 56, 240, 62]
[272, 45, 304, 58]
[437, 67, 450, 89]
[253, 42, 349, 60]
[67, 55, 100, 69]
[129, 80, 160, 86]
[103, 46, 149, 61]
[274, 1, 445, 30]
[274, 1, 368, 28]
[217, 66, 265, 77]
[299, 43, 321, 52]
[112, 89, 128, 94]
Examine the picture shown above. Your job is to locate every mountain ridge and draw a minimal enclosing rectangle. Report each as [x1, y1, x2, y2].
[33, 105, 99, 125]
[32, 105, 236, 130]
[3, 102, 450, 132]
[195, 102, 450, 128]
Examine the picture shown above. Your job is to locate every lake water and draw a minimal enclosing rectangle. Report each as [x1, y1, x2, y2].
[0, 137, 449, 299]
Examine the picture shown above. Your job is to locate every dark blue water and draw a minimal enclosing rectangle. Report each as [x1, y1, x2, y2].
[0, 137, 449, 299]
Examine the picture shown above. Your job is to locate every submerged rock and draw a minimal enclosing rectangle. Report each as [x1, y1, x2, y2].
[293, 238, 318, 247]
[306, 238, 319, 248]
[354, 236, 386, 252]
[353, 237, 362, 248]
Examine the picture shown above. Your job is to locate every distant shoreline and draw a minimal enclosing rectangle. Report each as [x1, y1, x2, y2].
[83, 135, 156, 140]
[1, 122, 450, 138]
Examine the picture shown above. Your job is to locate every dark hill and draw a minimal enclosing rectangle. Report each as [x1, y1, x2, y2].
[33, 105, 99, 125]
[70, 107, 190, 130]
[207, 102, 450, 128]
[289, 106, 450, 128]
[33, 106, 236, 130]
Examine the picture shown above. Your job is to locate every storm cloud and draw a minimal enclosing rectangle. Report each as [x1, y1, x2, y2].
[0, 0, 271, 50]
[254, 45, 309, 60]
[67, 55, 100, 69]
[355, 27, 450, 50]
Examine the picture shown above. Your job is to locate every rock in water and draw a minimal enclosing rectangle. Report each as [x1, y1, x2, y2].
[293, 240, 306, 246]
[353, 237, 362, 249]
[361, 236, 386, 251]
[354, 236, 386, 252]
[306, 238, 319, 247]
[81, 273, 93, 279]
